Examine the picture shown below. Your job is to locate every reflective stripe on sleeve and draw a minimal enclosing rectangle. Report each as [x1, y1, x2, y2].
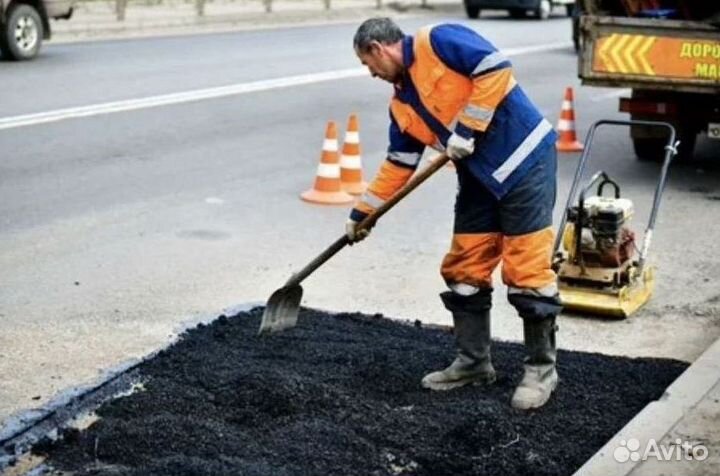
[361, 191, 386, 209]
[388, 150, 421, 166]
[471, 51, 509, 76]
[463, 104, 494, 122]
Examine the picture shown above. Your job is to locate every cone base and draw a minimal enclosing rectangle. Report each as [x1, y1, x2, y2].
[301, 188, 355, 205]
[556, 140, 584, 153]
[342, 181, 368, 195]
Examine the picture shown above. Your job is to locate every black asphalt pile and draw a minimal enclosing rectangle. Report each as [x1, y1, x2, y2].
[34, 308, 687, 476]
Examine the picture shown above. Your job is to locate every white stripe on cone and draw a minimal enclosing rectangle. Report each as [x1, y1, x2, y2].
[322, 139, 338, 151]
[340, 155, 362, 169]
[557, 119, 575, 131]
[344, 131, 360, 143]
[316, 163, 341, 178]
[562, 100, 573, 110]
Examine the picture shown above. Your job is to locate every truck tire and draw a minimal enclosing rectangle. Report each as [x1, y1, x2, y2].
[675, 131, 697, 160]
[633, 133, 696, 162]
[633, 137, 667, 162]
[0, 4, 44, 61]
[534, 0, 551, 19]
[464, 2, 480, 19]
[509, 8, 526, 18]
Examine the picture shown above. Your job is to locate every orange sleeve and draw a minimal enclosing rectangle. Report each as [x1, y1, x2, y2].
[353, 159, 414, 217]
[458, 68, 517, 132]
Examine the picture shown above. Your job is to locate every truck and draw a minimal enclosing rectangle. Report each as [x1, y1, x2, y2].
[1, 0, 74, 60]
[575, 0, 720, 160]
[463, 0, 576, 20]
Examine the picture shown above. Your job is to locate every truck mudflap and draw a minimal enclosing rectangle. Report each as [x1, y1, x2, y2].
[580, 16, 720, 94]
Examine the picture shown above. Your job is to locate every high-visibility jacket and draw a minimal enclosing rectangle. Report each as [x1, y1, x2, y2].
[351, 24, 557, 222]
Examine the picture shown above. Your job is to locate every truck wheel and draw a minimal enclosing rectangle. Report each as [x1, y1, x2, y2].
[509, 8, 526, 18]
[534, 0, 551, 19]
[0, 4, 44, 61]
[633, 133, 696, 161]
[464, 2, 480, 19]
[676, 131, 697, 159]
[633, 138, 667, 162]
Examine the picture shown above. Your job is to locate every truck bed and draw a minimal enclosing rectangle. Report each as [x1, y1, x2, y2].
[579, 15, 720, 94]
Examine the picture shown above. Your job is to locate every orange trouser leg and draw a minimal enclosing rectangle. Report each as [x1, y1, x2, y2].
[501, 227, 557, 291]
[441, 233, 503, 289]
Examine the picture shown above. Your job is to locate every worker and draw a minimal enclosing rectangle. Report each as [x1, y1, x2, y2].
[346, 18, 562, 410]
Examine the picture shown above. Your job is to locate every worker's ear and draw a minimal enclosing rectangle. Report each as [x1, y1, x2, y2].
[368, 40, 384, 57]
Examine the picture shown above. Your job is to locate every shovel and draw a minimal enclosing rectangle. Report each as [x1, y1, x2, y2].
[259, 153, 451, 335]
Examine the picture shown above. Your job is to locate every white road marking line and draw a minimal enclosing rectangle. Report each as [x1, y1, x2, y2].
[503, 41, 572, 56]
[205, 197, 224, 205]
[0, 42, 572, 131]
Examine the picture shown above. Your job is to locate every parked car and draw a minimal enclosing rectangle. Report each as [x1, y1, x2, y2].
[463, 0, 576, 19]
[1, 0, 74, 60]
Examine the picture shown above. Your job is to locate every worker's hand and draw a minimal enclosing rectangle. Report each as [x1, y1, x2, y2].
[446, 133, 475, 160]
[346, 218, 371, 244]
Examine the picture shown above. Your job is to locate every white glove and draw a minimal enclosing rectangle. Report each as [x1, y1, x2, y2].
[346, 218, 371, 244]
[446, 133, 475, 160]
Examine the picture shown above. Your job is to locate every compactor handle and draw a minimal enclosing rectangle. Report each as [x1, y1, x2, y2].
[553, 119, 677, 275]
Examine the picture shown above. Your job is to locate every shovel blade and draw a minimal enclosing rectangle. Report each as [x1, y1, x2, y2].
[258, 285, 303, 335]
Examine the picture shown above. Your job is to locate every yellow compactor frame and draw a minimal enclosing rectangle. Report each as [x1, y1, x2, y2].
[558, 267, 654, 318]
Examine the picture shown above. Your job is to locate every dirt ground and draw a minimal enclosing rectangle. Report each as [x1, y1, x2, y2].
[30, 308, 687, 476]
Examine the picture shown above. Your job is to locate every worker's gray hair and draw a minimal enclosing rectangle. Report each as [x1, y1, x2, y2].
[353, 18, 405, 53]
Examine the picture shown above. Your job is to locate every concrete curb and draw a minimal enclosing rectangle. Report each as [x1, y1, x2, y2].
[49, 2, 457, 44]
[51, 9, 390, 43]
[573, 336, 720, 476]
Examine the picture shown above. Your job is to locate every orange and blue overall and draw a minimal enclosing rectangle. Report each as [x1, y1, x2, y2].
[350, 24, 562, 319]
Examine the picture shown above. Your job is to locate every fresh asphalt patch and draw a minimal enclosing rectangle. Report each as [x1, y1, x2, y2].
[30, 308, 687, 475]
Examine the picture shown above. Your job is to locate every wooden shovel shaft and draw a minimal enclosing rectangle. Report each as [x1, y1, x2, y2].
[284, 154, 451, 288]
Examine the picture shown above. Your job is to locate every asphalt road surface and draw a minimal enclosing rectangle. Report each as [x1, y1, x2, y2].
[1, 11, 719, 426]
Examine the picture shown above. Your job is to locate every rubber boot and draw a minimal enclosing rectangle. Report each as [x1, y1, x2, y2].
[511, 316, 558, 410]
[421, 290, 496, 391]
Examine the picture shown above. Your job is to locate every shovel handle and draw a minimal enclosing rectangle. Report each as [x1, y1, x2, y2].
[284, 153, 451, 288]
[356, 153, 451, 232]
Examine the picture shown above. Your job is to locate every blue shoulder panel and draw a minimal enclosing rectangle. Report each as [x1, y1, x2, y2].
[428, 24, 511, 77]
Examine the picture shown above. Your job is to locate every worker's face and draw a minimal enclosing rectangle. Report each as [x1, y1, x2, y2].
[356, 42, 402, 84]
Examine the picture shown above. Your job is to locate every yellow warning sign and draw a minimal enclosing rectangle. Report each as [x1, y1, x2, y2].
[593, 34, 720, 81]
[596, 34, 656, 75]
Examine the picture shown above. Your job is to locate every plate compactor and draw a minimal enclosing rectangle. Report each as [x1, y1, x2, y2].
[552, 120, 678, 318]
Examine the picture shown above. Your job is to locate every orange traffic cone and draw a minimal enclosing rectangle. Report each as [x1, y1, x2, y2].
[556, 87, 584, 153]
[301, 121, 355, 205]
[340, 114, 367, 195]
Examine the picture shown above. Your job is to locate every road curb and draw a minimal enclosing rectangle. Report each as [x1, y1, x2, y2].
[573, 335, 720, 476]
[49, 4, 443, 44]
[52, 11, 374, 43]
